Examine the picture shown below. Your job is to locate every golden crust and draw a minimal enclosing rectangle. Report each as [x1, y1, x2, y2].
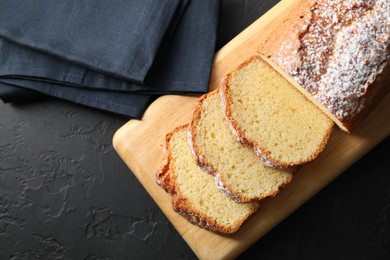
[155, 125, 185, 195]
[188, 91, 218, 176]
[172, 196, 259, 235]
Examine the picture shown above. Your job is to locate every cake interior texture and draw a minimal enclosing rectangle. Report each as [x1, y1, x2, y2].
[191, 90, 293, 202]
[226, 57, 333, 166]
[164, 126, 259, 233]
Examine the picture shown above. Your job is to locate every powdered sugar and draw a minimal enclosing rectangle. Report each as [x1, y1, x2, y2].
[273, 0, 390, 122]
[253, 145, 284, 169]
[213, 173, 242, 202]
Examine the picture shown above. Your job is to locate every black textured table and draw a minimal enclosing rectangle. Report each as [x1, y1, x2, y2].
[1, 1, 389, 259]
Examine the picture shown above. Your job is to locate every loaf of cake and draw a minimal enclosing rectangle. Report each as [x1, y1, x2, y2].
[188, 90, 293, 202]
[220, 55, 334, 168]
[156, 125, 260, 234]
[258, 0, 390, 133]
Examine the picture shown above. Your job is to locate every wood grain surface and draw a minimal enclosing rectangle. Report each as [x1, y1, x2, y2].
[113, 1, 390, 259]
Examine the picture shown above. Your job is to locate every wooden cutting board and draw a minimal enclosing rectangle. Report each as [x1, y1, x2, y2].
[113, 0, 390, 259]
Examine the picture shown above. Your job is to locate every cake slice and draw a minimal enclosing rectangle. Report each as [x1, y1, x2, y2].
[188, 90, 293, 202]
[156, 125, 260, 234]
[220, 55, 334, 168]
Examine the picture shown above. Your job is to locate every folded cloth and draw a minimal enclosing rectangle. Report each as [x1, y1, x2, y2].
[0, 0, 220, 118]
[0, 82, 44, 102]
[0, 0, 183, 82]
[0, 80, 151, 119]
